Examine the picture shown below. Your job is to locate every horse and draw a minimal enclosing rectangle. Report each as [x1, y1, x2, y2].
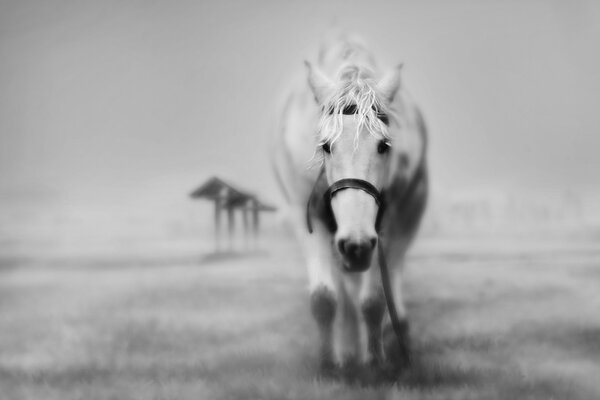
[271, 35, 428, 379]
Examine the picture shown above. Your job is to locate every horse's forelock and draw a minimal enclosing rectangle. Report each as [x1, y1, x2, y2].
[316, 66, 394, 150]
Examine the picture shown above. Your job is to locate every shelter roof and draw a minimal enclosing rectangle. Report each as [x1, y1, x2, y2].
[189, 176, 251, 201]
[189, 176, 276, 212]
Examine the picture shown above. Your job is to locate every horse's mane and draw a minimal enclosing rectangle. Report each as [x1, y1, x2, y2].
[317, 65, 394, 148]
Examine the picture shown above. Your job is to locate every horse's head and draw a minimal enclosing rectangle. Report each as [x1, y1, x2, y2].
[306, 62, 402, 272]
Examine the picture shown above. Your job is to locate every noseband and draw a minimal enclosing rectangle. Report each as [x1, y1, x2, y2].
[306, 171, 386, 235]
[324, 178, 382, 208]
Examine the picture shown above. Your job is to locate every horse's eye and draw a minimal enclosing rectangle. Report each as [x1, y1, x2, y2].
[322, 142, 331, 154]
[377, 140, 391, 154]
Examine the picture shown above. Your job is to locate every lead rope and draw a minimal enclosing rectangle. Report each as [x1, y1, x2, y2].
[306, 168, 325, 234]
[377, 164, 424, 367]
[377, 239, 409, 365]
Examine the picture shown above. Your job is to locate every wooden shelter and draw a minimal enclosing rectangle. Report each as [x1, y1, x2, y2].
[190, 177, 276, 252]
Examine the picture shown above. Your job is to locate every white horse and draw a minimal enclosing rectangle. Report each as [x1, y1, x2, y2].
[271, 35, 428, 378]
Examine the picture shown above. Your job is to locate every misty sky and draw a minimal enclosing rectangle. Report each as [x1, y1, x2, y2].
[1, 0, 599, 206]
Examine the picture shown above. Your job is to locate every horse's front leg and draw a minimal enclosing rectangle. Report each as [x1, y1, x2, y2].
[336, 276, 361, 379]
[359, 265, 386, 367]
[304, 225, 339, 375]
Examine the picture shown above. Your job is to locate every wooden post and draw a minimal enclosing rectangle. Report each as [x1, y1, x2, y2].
[252, 207, 260, 249]
[214, 198, 222, 252]
[227, 205, 235, 251]
[242, 206, 249, 251]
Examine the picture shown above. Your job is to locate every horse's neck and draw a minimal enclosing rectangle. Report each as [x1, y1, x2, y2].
[277, 82, 323, 194]
[390, 90, 427, 185]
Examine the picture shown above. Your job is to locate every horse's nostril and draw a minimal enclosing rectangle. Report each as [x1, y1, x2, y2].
[369, 237, 377, 250]
[337, 239, 347, 255]
[347, 242, 360, 257]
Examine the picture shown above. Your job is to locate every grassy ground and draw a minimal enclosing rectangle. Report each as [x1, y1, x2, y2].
[1, 232, 600, 399]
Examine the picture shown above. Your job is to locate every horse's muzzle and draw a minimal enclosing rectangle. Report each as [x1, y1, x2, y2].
[338, 237, 377, 272]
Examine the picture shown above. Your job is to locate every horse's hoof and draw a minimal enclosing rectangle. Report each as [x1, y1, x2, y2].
[318, 359, 338, 379]
[360, 360, 387, 386]
[340, 356, 361, 383]
[383, 321, 411, 372]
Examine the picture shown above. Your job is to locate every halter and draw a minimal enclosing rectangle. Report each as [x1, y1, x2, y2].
[305, 176, 385, 235]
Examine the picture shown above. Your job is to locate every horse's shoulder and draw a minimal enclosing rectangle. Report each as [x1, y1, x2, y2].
[271, 79, 322, 206]
[384, 162, 428, 238]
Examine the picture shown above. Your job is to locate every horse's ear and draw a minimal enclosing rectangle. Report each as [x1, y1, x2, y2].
[377, 64, 403, 102]
[305, 61, 333, 105]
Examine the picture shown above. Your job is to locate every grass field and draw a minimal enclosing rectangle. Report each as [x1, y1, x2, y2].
[1, 229, 600, 399]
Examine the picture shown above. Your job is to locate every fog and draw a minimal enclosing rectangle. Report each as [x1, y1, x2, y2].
[1, 0, 599, 218]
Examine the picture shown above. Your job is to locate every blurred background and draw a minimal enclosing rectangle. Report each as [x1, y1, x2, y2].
[1, 1, 599, 399]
